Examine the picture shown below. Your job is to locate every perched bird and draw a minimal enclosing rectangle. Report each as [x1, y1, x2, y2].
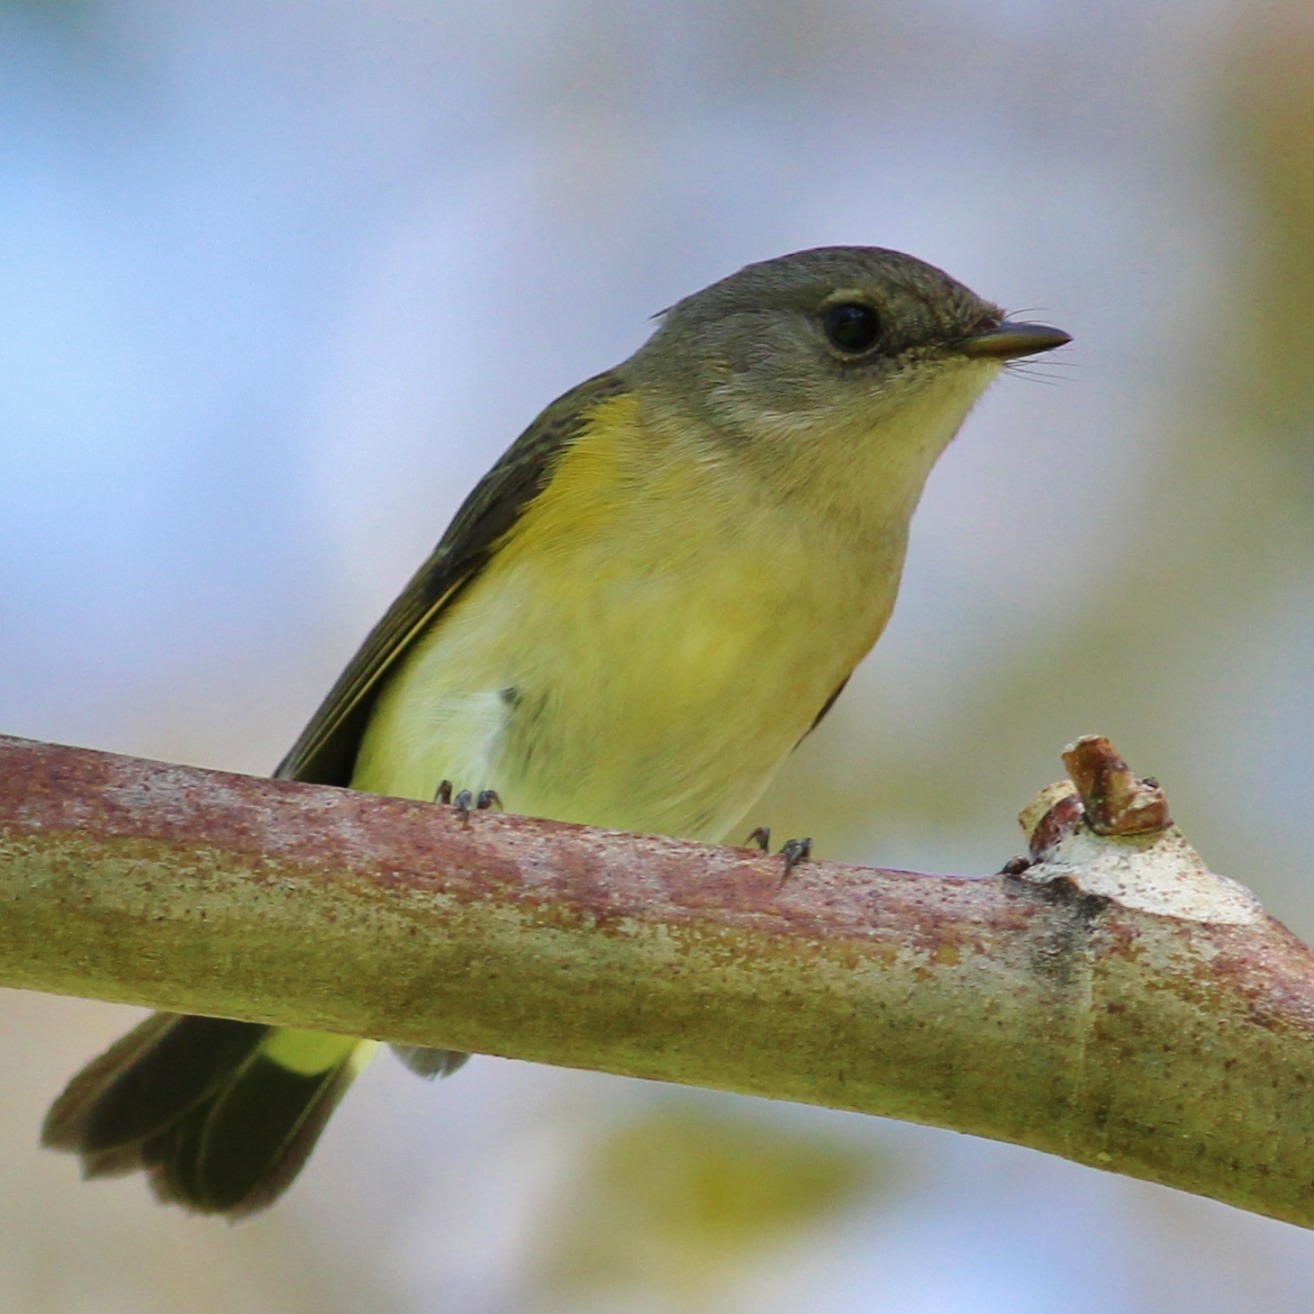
[43, 246, 1069, 1215]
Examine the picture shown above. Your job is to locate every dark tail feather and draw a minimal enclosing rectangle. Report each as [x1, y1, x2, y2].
[43, 1014, 267, 1168]
[43, 1013, 369, 1216]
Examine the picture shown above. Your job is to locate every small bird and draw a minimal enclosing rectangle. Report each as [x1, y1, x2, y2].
[43, 246, 1069, 1215]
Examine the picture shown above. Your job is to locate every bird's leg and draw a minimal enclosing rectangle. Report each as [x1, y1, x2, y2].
[436, 781, 503, 827]
[744, 826, 813, 879]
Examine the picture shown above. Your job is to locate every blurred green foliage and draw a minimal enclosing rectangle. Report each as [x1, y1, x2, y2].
[533, 1101, 889, 1306]
[1226, 30, 1314, 463]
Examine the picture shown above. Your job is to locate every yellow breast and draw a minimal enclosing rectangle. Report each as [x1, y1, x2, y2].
[352, 391, 907, 840]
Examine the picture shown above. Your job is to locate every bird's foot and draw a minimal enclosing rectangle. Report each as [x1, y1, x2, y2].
[745, 827, 813, 879]
[436, 780, 503, 827]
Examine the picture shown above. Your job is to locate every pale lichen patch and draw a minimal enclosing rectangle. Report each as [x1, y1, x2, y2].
[1016, 793, 1262, 925]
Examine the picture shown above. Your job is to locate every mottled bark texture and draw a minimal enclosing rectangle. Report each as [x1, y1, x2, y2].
[2, 733, 1313, 1228]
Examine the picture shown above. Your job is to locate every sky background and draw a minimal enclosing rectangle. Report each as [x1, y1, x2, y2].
[5, 1, 1314, 1311]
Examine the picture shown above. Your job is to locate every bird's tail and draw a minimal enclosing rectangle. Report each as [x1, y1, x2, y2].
[42, 1013, 374, 1216]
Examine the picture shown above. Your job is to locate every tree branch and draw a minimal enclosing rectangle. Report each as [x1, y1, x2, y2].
[3, 731, 1313, 1228]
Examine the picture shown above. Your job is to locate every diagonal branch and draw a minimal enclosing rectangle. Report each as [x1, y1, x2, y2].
[2, 732, 1313, 1228]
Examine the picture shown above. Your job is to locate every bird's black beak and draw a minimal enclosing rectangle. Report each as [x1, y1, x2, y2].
[958, 320, 1071, 361]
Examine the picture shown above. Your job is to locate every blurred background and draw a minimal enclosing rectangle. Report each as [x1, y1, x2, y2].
[4, 0, 1314, 1310]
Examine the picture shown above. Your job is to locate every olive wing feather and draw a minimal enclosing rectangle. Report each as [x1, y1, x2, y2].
[275, 370, 628, 786]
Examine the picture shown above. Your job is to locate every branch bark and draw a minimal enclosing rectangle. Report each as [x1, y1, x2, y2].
[2, 731, 1313, 1228]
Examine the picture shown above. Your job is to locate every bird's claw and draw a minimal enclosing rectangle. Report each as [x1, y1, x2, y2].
[779, 836, 812, 875]
[744, 827, 813, 880]
[436, 781, 503, 828]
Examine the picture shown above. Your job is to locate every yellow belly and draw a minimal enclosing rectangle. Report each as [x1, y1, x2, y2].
[352, 393, 909, 840]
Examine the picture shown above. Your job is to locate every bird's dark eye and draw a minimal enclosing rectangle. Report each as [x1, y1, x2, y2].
[822, 303, 882, 354]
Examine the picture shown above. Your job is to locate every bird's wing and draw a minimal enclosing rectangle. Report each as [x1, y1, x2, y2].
[275, 369, 628, 785]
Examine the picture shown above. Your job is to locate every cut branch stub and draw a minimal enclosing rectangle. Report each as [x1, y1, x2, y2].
[1017, 734, 1259, 923]
[1060, 733, 1172, 836]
